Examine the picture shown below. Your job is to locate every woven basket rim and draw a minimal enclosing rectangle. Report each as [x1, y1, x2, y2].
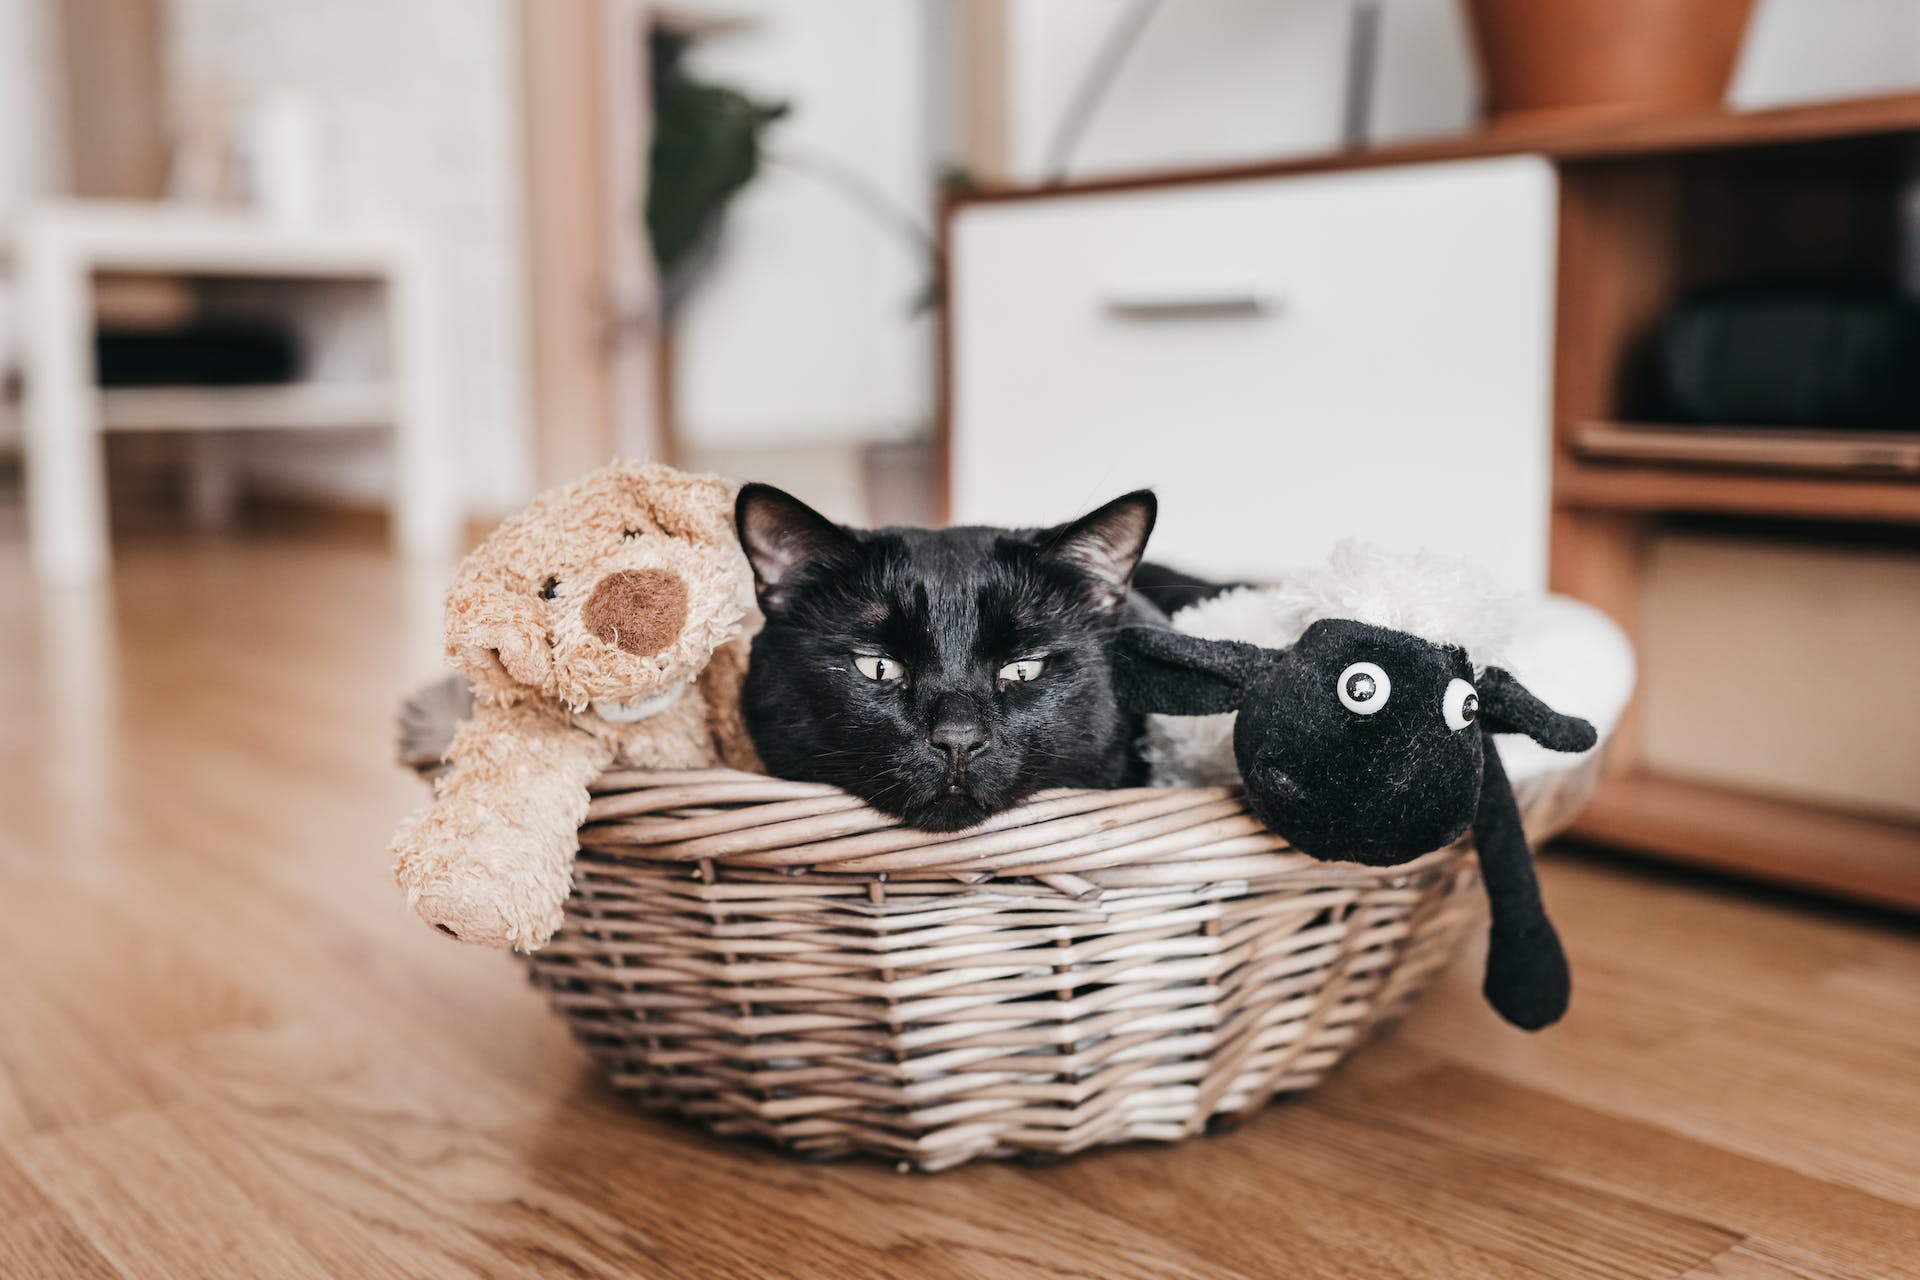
[574, 767, 1468, 886]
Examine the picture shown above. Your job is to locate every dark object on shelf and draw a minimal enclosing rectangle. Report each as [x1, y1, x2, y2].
[1657, 290, 1920, 429]
[1465, 0, 1754, 124]
[95, 324, 300, 387]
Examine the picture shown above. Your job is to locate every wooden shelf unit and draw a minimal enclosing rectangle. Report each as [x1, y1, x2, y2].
[948, 92, 1920, 909]
[1545, 100, 1920, 908]
[944, 91, 1920, 911]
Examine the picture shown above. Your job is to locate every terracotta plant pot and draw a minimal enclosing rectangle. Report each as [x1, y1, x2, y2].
[1465, 0, 1756, 123]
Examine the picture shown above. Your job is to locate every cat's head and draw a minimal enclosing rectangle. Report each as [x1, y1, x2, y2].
[735, 485, 1158, 831]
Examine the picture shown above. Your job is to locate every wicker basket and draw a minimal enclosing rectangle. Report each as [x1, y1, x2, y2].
[486, 757, 1602, 1172]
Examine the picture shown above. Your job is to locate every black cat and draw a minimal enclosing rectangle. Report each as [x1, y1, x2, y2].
[735, 485, 1164, 832]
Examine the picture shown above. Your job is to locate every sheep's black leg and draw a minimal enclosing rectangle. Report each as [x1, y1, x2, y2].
[1472, 739, 1570, 1030]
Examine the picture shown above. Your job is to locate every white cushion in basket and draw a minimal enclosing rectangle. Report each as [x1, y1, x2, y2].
[1497, 594, 1635, 783]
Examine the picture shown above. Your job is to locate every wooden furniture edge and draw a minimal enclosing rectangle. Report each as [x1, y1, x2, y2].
[942, 91, 1920, 210]
[1555, 458, 1920, 523]
[1571, 770, 1920, 912]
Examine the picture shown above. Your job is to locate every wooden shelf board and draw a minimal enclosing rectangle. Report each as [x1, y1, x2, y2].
[1574, 420, 1920, 476]
[1554, 456, 1920, 523]
[951, 91, 1920, 207]
[99, 382, 395, 433]
[1571, 770, 1920, 912]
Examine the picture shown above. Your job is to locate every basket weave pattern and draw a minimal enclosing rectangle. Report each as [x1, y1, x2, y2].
[520, 760, 1601, 1171]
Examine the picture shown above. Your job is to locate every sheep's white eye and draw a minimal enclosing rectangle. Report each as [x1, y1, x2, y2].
[998, 657, 1046, 683]
[853, 654, 904, 682]
[1337, 661, 1391, 714]
[1443, 677, 1479, 732]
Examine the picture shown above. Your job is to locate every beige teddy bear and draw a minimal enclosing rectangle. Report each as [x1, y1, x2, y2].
[392, 460, 760, 950]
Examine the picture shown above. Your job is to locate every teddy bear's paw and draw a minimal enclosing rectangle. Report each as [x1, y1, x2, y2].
[391, 815, 572, 951]
[406, 878, 565, 951]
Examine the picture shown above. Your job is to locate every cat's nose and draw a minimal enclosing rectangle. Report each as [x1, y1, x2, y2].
[927, 694, 990, 762]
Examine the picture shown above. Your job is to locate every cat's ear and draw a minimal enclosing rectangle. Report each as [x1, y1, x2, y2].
[735, 483, 857, 616]
[1039, 490, 1157, 613]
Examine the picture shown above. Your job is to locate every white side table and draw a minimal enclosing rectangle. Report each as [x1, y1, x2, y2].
[16, 199, 459, 581]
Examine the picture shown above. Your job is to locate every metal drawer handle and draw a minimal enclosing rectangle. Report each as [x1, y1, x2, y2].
[1103, 293, 1276, 322]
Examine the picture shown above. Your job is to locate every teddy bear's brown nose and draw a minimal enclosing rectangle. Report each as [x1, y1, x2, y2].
[582, 568, 688, 656]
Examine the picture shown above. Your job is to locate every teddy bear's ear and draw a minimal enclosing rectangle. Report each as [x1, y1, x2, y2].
[626, 467, 740, 546]
[446, 587, 552, 694]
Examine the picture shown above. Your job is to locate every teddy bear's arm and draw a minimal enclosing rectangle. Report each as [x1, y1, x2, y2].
[699, 631, 764, 774]
[391, 698, 615, 950]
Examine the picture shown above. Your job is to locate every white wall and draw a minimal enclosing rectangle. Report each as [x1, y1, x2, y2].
[667, 0, 937, 449]
[1008, 0, 1348, 181]
[1003, 0, 1475, 184]
[1730, 0, 1920, 108]
[1369, 0, 1478, 144]
[1000, 0, 1920, 185]
[167, 0, 535, 516]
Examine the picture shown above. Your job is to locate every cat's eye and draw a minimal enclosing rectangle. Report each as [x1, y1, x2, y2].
[1337, 661, 1390, 714]
[853, 654, 904, 682]
[1443, 678, 1478, 731]
[998, 657, 1046, 683]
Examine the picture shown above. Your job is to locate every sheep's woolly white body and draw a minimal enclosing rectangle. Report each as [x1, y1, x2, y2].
[1179, 542, 1518, 663]
[1142, 542, 1612, 789]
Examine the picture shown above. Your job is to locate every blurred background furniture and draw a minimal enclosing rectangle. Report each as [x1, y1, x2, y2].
[16, 199, 455, 580]
[947, 156, 1557, 588]
[946, 91, 1920, 911]
[0, 0, 546, 566]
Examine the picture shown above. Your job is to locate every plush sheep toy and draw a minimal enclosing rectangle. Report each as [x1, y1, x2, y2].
[1111, 544, 1600, 1031]
[392, 461, 761, 951]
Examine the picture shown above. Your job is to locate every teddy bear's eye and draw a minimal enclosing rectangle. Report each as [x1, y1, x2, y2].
[540, 577, 560, 600]
[622, 529, 641, 541]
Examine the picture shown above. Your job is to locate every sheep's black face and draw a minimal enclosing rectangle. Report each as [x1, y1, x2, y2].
[1234, 619, 1483, 865]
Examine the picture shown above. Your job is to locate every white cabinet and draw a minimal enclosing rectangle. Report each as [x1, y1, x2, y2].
[948, 156, 1558, 588]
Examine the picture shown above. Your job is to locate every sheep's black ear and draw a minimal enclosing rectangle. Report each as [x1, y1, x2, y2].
[735, 483, 857, 616]
[1038, 490, 1157, 613]
[1476, 667, 1598, 754]
[1111, 627, 1266, 716]
[1474, 740, 1571, 1030]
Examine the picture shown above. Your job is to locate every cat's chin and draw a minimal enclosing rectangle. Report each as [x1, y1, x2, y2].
[882, 787, 1003, 833]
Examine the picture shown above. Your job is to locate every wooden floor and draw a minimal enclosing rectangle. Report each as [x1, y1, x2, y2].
[2, 532, 1917, 1280]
